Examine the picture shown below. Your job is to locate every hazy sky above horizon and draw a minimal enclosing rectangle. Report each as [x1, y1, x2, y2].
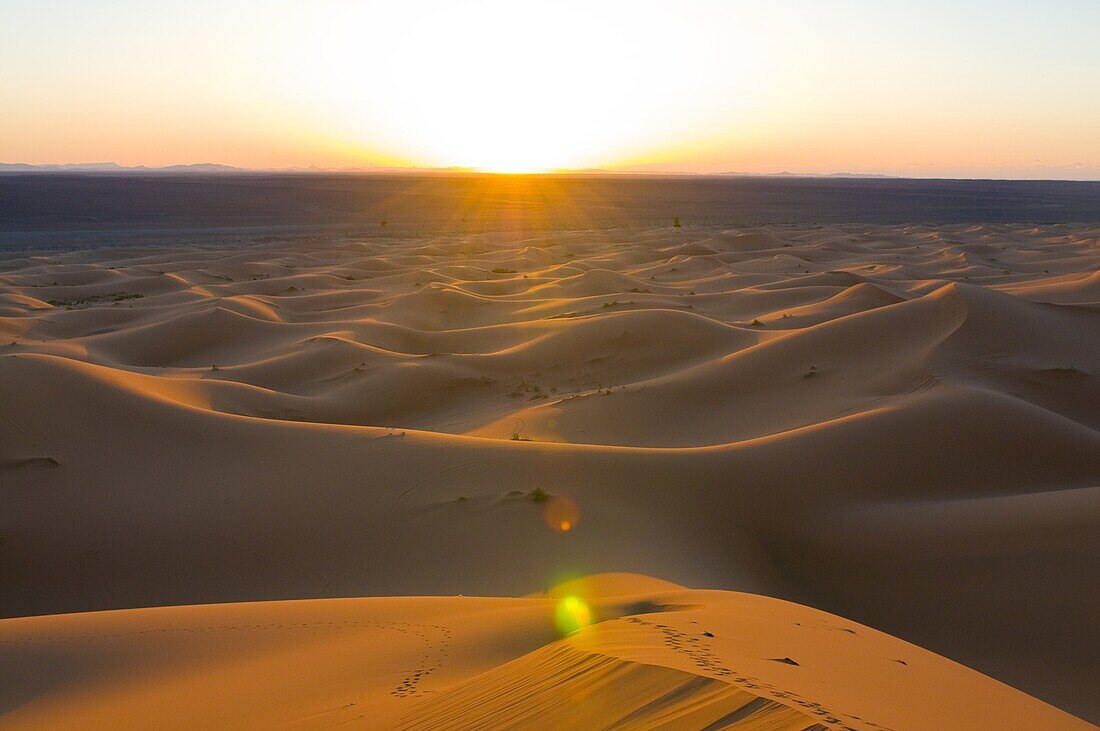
[2, 0, 1098, 178]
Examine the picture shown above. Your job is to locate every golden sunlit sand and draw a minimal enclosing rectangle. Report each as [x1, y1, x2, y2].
[1, 222, 1097, 727]
[0, 574, 1089, 730]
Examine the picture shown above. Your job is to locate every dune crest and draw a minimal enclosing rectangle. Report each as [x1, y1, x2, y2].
[0, 578, 1089, 730]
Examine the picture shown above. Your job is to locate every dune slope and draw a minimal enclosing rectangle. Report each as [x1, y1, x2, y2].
[1, 223, 1097, 723]
[0, 576, 1089, 730]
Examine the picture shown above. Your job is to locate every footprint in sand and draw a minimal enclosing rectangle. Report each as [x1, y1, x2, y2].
[389, 622, 452, 698]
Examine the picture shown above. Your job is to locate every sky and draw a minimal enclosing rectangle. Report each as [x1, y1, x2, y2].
[2, 0, 1098, 178]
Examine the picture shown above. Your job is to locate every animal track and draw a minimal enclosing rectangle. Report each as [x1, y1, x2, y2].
[389, 622, 452, 699]
[620, 616, 893, 731]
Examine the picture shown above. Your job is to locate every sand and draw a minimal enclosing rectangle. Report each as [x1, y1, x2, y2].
[1, 222, 1097, 727]
[0, 574, 1090, 730]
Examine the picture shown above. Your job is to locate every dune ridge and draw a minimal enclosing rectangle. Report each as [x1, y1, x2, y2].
[0, 576, 1090, 730]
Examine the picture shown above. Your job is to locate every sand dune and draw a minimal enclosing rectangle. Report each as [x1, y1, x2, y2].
[0, 575, 1089, 730]
[1, 223, 1098, 725]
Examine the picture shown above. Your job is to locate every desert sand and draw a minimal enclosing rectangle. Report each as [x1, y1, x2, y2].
[0, 573, 1090, 729]
[1, 222, 1098, 727]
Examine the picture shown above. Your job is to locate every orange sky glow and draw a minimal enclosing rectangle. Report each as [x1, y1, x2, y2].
[2, 0, 1098, 178]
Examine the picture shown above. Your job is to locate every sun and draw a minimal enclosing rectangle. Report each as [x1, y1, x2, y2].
[290, 1, 735, 173]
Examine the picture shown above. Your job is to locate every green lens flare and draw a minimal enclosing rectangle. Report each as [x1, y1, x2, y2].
[555, 595, 592, 636]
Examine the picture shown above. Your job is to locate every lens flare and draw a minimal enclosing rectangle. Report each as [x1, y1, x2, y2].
[555, 595, 592, 636]
[542, 495, 580, 533]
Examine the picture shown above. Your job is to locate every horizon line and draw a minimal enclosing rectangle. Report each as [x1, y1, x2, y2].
[1, 162, 1099, 183]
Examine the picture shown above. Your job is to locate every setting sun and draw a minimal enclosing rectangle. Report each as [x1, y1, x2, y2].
[288, 1, 742, 172]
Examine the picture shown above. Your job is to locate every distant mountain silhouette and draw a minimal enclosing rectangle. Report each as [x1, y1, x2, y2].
[717, 170, 894, 179]
[0, 162, 240, 173]
[2, 162, 898, 178]
[0, 162, 126, 171]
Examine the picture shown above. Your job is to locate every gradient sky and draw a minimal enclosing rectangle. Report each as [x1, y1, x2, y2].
[3, 0, 1098, 177]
